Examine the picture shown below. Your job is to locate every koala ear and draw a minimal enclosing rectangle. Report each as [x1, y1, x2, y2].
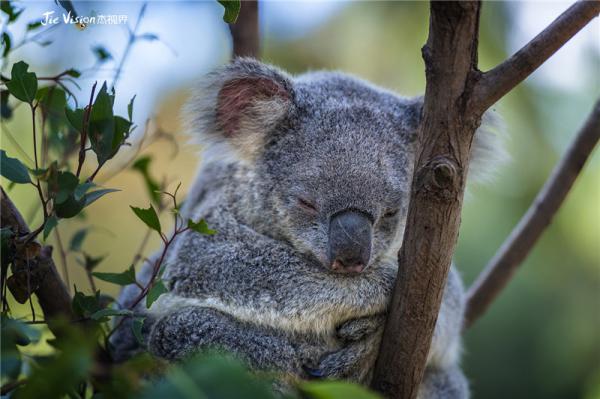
[186, 58, 294, 161]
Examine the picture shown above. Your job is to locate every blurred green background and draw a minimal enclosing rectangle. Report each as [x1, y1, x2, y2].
[1, 1, 599, 398]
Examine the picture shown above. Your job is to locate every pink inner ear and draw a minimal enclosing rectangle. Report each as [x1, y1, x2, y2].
[216, 77, 290, 138]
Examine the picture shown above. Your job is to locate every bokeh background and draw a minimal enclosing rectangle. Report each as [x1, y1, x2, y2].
[1, 1, 599, 398]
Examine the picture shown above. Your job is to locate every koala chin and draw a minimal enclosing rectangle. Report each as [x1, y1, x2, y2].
[112, 58, 505, 398]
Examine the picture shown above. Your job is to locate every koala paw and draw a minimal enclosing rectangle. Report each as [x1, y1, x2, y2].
[336, 314, 384, 343]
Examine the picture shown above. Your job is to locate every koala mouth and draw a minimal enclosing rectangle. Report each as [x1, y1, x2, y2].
[327, 210, 372, 274]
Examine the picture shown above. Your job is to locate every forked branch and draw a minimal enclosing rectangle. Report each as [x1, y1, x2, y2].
[472, 0, 600, 113]
[465, 99, 600, 328]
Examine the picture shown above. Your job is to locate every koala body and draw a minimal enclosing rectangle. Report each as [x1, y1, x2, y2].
[113, 59, 502, 398]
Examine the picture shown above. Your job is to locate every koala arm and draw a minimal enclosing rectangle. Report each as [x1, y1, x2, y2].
[148, 305, 311, 378]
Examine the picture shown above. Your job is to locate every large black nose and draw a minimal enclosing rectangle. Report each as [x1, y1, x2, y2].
[328, 210, 372, 273]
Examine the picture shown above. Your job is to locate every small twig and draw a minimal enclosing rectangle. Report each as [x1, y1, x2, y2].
[86, 267, 97, 293]
[0, 379, 26, 395]
[472, 1, 600, 113]
[465, 99, 600, 328]
[113, 3, 147, 87]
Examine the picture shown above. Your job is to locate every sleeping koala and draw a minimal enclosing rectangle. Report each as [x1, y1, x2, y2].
[112, 58, 503, 398]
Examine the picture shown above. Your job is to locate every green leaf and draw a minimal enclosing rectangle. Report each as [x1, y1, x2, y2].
[0, 149, 31, 183]
[131, 156, 160, 205]
[84, 188, 120, 207]
[127, 95, 136, 122]
[62, 68, 81, 78]
[187, 219, 216, 235]
[1, 90, 12, 119]
[146, 280, 167, 308]
[72, 289, 103, 317]
[1, 1, 23, 23]
[2, 32, 11, 58]
[69, 228, 88, 251]
[73, 181, 95, 201]
[301, 381, 382, 399]
[54, 195, 85, 218]
[90, 308, 133, 321]
[91, 45, 112, 62]
[65, 107, 84, 132]
[77, 253, 105, 271]
[113, 115, 131, 151]
[43, 215, 58, 240]
[6, 61, 37, 104]
[89, 82, 115, 164]
[26, 20, 43, 31]
[132, 318, 145, 344]
[92, 265, 137, 286]
[131, 205, 161, 233]
[54, 171, 79, 204]
[217, 0, 241, 23]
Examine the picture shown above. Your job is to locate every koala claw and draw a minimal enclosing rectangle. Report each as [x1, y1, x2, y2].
[302, 364, 326, 380]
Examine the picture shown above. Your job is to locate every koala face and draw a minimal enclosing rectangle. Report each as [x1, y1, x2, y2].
[191, 59, 422, 274]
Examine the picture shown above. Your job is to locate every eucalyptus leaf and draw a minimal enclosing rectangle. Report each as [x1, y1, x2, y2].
[130, 205, 161, 233]
[92, 265, 137, 286]
[0, 150, 31, 184]
[6, 61, 37, 104]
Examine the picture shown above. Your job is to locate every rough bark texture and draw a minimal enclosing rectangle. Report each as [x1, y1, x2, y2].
[1, 186, 74, 333]
[229, 0, 259, 58]
[371, 3, 483, 398]
[371, 1, 599, 397]
[465, 99, 600, 328]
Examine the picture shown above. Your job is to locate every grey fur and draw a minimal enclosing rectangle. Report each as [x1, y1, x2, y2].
[112, 58, 503, 397]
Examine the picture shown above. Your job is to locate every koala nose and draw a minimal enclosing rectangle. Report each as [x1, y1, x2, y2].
[328, 210, 372, 274]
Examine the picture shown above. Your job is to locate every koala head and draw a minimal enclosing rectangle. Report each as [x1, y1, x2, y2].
[188, 58, 502, 275]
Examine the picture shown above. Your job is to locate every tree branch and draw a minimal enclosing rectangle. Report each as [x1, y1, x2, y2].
[0, 186, 74, 335]
[229, 0, 259, 58]
[465, 99, 600, 328]
[371, 2, 483, 398]
[471, 0, 600, 113]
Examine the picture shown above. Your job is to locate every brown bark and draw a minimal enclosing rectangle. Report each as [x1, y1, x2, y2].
[371, 3, 483, 397]
[229, 0, 259, 58]
[1, 186, 74, 334]
[372, 1, 599, 398]
[465, 99, 600, 328]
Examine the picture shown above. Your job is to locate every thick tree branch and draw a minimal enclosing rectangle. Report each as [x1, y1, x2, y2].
[371, 2, 483, 398]
[0, 186, 74, 334]
[229, 0, 259, 58]
[465, 99, 600, 328]
[471, 0, 600, 113]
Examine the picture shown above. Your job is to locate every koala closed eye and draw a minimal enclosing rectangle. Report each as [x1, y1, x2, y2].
[297, 197, 318, 214]
[382, 208, 399, 218]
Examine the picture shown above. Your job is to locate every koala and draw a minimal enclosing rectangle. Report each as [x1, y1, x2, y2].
[112, 58, 503, 398]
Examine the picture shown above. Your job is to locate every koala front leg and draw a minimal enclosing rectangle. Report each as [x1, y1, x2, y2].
[148, 306, 304, 376]
[304, 316, 384, 383]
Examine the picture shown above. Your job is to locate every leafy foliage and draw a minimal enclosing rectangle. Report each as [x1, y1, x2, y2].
[0, 1, 384, 398]
[218, 0, 241, 23]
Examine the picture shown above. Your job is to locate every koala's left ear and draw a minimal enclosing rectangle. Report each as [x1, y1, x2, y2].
[186, 58, 294, 160]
